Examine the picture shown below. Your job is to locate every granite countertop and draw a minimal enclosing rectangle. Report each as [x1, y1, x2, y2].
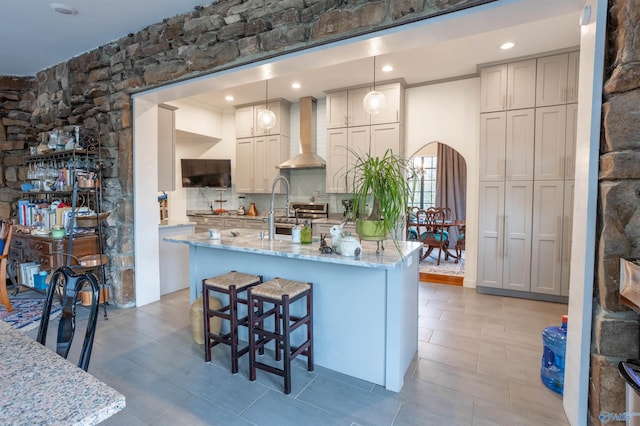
[0, 321, 125, 425]
[159, 221, 196, 229]
[164, 228, 422, 270]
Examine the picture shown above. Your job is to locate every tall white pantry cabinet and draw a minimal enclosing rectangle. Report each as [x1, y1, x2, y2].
[477, 51, 578, 299]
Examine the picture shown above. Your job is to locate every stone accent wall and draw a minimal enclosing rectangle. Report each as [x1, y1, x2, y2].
[591, 0, 640, 424]
[0, 0, 493, 307]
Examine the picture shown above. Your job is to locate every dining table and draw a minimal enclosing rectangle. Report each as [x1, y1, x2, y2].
[0, 321, 125, 425]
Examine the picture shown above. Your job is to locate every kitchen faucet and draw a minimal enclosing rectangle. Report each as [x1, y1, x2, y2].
[268, 175, 290, 241]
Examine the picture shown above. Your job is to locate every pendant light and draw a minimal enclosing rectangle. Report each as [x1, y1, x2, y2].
[257, 79, 277, 131]
[363, 56, 386, 115]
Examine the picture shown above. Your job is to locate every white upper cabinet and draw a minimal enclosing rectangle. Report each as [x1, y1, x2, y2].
[479, 59, 536, 113]
[235, 138, 254, 193]
[235, 100, 290, 138]
[479, 112, 506, 181]
[567, 51, 580, 104]
[371, 83, 403, 125]
[347, 86, 372, 127]
[370, 123, 402, 159]
[564, 103, 578, 179]
[505, 109, 535, 181]
[534, 105, 568, 180]
[536, 53, 569, 107]
[326, 82, 404, 129]
[235, 106, 255, 139]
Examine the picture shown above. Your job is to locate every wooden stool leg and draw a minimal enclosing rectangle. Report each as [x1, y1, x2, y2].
[274, 300, 281, 362]
[202, 282, 211, 362]
[248, 289, 257, 382]
[307, 287, 314, 372]
[282, 295, 292, 395]
[229, 285, 239, 374]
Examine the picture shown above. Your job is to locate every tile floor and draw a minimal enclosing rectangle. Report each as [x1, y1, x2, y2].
[26, 282, 570, 425]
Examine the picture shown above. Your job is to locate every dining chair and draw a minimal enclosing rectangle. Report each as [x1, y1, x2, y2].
[0, 221, 14, 312]
[415, 208, 449, 265]
[37, 266, 100, 371]
[406, 206, 420, 241]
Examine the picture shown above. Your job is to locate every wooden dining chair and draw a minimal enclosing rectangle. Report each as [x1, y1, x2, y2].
[415, 208, 449, 265]
[406, 206, 420, 241]
[37, 266, 100, 371]
[0, 221, 14, 312]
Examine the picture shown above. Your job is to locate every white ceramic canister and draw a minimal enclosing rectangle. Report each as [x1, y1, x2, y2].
[291, 225, 301, 243]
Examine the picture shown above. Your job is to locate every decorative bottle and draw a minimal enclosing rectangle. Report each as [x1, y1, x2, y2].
[300, 220, 312, 244]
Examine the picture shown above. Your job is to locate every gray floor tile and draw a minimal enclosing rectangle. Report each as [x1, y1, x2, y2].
[79, 282, 568, 425]
[241, 390, 346, 426]
[297, 375, 401, 425]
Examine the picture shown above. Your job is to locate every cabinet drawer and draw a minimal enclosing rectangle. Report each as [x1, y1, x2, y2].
[28, 239, 53, 255]
[9, 246, 22, 261]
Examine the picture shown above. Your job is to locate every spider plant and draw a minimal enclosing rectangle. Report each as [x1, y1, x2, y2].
[344, 148, 415, 250]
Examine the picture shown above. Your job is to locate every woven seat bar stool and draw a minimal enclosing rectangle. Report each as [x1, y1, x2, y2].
[202, 271, 262, 374]
[248, 278, 313, 394]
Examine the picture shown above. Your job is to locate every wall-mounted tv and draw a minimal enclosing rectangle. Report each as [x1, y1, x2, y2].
[180, 159, 232, 188]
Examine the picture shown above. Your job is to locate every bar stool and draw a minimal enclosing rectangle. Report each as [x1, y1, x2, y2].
[247, 278, 313, 394]
[202, 271, 262, 374]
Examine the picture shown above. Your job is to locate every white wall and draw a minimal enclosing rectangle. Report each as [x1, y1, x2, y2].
[405, 78, 480, 288]
[164, 104, 234, 222]
[170, 99, 223, 138]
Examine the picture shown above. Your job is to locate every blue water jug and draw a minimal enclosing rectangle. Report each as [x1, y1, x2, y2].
[541, 315, 568, 394]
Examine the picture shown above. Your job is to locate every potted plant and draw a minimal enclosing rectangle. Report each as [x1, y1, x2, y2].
[344, 148, 414, 251]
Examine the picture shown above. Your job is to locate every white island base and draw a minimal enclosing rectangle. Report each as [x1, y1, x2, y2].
[166, 230, 421, 392]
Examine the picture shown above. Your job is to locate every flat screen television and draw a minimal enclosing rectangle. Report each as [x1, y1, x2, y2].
[180, 159, 232, 188]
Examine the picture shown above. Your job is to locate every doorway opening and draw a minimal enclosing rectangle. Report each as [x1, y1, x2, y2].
[410, 142, 467, 285]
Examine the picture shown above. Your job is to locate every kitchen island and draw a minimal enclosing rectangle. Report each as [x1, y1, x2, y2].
[165, 229, 422, 392]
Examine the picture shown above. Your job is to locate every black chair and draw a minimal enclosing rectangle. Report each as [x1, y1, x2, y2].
[37, 266, 100, 371]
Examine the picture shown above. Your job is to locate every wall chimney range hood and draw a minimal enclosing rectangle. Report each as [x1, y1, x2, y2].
[278, 96, 326, 169]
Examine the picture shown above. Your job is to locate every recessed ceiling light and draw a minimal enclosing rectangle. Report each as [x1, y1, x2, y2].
[500, 42, 515, 50]
[225, 95, 234, 101]
[382, 65, 393, 72]
[50, 3, 78, 15]
[291, 82, 301, 89]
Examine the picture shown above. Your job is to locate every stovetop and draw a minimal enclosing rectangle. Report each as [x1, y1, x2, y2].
[274, 203, 328, 224]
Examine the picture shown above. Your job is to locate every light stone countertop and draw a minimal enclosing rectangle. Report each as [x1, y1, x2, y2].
[0, 321, 125, 425]
[158, 221, 196, 229]
[164, 228, 422, 270]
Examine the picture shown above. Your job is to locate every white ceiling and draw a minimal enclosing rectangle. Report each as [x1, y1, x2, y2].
[1, 0, 585, 112]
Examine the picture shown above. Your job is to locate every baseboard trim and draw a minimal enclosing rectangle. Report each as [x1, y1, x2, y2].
[419, 272, 463, 286]
[476, 286, 568, 303]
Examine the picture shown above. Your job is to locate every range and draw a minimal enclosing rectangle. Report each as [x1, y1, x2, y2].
[274, 203, 328, 235]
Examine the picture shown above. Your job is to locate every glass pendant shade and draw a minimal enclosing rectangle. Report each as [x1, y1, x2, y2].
[257, 109, 277, 130]
[363, 90, 386, 115]
[363, 56, 385, 115]
[258, 79, 277, 130]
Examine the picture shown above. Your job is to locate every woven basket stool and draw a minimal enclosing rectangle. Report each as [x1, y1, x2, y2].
[247, 278, 313, 394]
[202, 271, 262, 373]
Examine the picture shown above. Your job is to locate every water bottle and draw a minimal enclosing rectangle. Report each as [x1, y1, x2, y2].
[541, 314, 568, 394]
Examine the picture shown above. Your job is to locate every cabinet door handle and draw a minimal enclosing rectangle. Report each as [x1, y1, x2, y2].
[502, 95, 506, 110]
[498, 215, 504, 258]
[508, 95, 512, 109]
[557, 217, 562, 262]
[503, 215, 509, 258]
[35, 244, 43, 250]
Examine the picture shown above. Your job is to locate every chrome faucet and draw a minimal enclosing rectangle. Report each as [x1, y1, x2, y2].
[268, 175, 291, 241]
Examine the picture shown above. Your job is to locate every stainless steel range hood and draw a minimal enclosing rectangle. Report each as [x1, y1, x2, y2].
[278, 96, 326, 169]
